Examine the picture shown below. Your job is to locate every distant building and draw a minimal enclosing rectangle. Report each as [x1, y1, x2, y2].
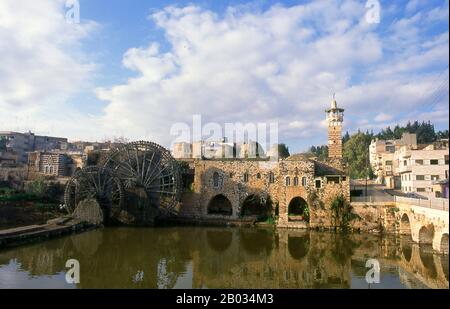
[0, 131, 68, 164]
[28, 151, 84, 178]
[173, 139, 266, 160]
[172, 142, 192, 159]
[369, 133, 418, 188]
[396, 144, 449, 197]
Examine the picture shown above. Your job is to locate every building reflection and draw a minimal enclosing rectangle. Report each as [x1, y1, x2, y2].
[0, 227, 448, 289]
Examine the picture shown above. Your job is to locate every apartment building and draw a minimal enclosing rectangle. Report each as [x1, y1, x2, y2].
[397, 144, 449, 197]
[369, 133, 417, 188]
[0, 131, 68, 164]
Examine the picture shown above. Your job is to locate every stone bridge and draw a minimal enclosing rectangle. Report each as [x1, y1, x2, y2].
[397, 201, 449, 254]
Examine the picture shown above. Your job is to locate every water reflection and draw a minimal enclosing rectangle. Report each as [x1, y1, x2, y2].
[0, 227, 448, 289]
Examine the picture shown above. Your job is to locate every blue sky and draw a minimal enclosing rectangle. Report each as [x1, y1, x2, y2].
[0, 0, 448, 153]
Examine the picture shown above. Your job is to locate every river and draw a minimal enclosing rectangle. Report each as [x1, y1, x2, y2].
[0, 227, 448, 289]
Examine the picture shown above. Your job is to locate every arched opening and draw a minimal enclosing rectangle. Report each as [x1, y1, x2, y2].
[419, 225, 434, 245]
[239, 229, 273, 256]
[400, 213, 411, 235]
[207, 194, 232, 216]
[241, 195, 269, 218]
[288, 197, 309, 222]
[440, 233, 449, 255]
[288, 234, 310, 260]
[400, 237, 412, 262]
[419, 248, 437, 279]
[206, 230, 233, 253]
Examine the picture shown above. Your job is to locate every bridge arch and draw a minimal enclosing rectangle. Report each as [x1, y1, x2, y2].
[419, 225, 434, 245]
[207, 194, 233, 216]
[400, 213, 411, 235]
[288, 197, 309, 223]
[440, 233, 449, 255]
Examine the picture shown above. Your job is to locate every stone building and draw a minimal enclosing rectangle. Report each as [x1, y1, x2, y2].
[177, 98, 350, 229]
[27, 151, 83, 178]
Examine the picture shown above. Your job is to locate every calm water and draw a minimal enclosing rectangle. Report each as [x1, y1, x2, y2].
[0, 227, 448, 289]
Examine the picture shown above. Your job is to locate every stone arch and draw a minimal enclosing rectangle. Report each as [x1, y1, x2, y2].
[241, 194, 268, 217]
[288, 196, 309, 222]
[207, 194, 233, 216]
[399, 213, 411, 235]
[419, 225, 434, 245]
[288, 234, 310, 260]
[206, 229, 233, 253]
[440, 233, 449, 255]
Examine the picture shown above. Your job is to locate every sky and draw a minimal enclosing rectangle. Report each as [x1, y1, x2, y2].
[0, 0, 449, 153]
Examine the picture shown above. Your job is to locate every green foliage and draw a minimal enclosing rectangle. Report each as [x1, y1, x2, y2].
[330, 194, 360, 231]
[28, 177, 47, 199]
[376, 120, 447, 144]
[343, 132, 374, 179]
[0, 136, 7, 151]
[309, 145, 328, 161]
[277, 144, 290, 159]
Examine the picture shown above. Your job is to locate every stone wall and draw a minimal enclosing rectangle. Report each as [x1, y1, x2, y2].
[178, 158, 351, 230]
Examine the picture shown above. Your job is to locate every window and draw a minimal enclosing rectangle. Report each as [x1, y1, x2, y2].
[403, 160, 407, 166]
[257, 173, 261, 179]
[293, 176, 299, 186]
[315, 179, 322, 189]
[416, 175, 425, 181]
[301, 177, 307, 187]
[385, 160, 392, 166]
[431, 175, 439, 181]
[285, 177, 291, 186]
[243, 173, 249, 183]
[269, 172, 275, 184]
[415, 159, 423, 165]
[445, 155, 449, 165]
[213, 172, 220, 188]
[430, 159, 439, 165]
[417, 188, 426, 192]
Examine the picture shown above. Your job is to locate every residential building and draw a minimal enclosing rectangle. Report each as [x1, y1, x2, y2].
[396, 144, 449, 197]
[369, 133, 417, 187]
[0, 131, 68, 164]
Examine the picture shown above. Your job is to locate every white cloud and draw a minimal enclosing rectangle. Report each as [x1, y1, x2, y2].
[374, 113, 393, 122]
[0, 0, 99, 139]
[95, 2, 448, 151]
[1, 1, 448, 151]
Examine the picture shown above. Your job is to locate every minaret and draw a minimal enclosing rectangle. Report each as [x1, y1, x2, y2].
[326, 95, 344, 159]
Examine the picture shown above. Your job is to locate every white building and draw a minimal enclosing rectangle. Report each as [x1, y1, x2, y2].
[396, 144, 449, 197]
[369, 133, 417, 187]
[172, 142, 192, 159]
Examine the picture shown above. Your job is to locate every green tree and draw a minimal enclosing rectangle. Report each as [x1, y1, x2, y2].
[309, 145, 328, 161]
[343, 132, 373, 179]
[277, 144, 290, 159]
[0, 137, 7, 151]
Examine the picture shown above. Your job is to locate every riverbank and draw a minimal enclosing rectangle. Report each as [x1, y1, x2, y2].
[0, 217, 96, 249]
